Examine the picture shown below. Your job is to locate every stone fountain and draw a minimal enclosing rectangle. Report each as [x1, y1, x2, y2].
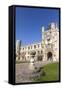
[28, 51, 43, 80]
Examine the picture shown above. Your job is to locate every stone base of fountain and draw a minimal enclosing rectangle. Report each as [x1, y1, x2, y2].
[28, 59, 43, 80]
[30, 66, 43, 79]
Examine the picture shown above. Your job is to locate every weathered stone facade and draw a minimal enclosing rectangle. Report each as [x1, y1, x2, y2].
[16, 23, 59, 62]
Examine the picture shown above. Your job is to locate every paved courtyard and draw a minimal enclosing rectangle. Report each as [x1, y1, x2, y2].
[15, 61, 56, 83]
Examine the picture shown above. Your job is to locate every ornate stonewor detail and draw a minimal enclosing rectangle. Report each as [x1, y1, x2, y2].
[16, 22, 59, 62]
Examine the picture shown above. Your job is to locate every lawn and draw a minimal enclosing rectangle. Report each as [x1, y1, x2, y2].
[34, 62, 59, 82]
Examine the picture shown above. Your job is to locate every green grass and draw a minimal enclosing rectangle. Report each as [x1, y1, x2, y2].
[34, 62, 59, 82]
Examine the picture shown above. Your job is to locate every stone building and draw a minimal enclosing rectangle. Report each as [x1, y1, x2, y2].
[16, 23, 59, 62]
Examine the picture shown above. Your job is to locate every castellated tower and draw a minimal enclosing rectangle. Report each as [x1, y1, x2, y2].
[16, 40, 21, 61]
[43, 22, 59, 61]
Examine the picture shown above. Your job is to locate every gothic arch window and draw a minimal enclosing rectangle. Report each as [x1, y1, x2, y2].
[28, 46, 30, 50]
[34, 45, 36, 48]
[41, 50, 43, 54]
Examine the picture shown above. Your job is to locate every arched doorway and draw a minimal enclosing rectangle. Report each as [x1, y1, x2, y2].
[47, 52, 52, 61]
